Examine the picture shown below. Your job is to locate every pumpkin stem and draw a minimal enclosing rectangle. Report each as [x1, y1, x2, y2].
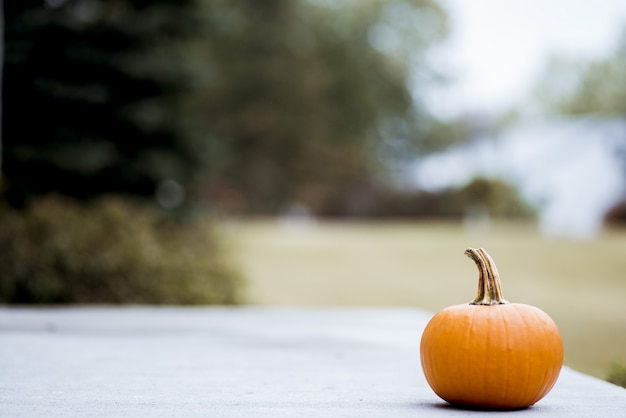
[465, 248, 509, 305]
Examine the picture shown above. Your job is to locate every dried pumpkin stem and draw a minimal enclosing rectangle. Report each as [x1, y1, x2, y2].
[465, 247, 509, 305]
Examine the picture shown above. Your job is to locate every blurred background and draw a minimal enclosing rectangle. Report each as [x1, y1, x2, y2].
[1, 0, 625, 384]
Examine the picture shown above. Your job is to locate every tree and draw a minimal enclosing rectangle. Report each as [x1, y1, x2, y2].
[3, 0, 450, 214]
[532, 27, 626, 117]
[0, 0, 3, 181]
[195, 0, 449, 213]
[529, 27, 626, 222]
[3, 0, 208, 208]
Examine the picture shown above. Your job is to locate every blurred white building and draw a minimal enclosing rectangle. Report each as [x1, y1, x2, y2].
[412, 116, 626, 238]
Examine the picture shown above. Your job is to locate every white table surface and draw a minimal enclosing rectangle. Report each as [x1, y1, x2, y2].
[1, 307, 625, 417]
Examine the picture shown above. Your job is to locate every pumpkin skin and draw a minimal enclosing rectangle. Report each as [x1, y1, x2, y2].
[420, 248, 563, 410]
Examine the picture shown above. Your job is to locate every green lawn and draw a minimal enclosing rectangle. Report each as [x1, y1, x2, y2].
[218, 219, 626, 380]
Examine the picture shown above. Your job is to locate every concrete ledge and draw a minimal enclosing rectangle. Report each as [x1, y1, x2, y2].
[1, 307, 625, 417]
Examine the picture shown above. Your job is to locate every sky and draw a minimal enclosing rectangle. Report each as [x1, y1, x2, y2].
[426, 0, 626, 117]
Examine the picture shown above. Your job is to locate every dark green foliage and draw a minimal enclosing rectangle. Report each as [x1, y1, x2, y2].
[607, 362, 626, 388]
[0, 195, 242, 304]
[3, 0, 449, 214]
[3, 0, 207, 207]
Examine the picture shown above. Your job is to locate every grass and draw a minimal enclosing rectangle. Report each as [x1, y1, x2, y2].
[218, 219, 626, 381]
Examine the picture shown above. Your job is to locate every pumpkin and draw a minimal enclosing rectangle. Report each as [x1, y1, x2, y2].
[420, 248, 563, 410]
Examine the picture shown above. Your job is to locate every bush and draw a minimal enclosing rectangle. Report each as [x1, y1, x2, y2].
[607, 362, 626, 388]
[457, 177, 536, 219]
[0, 195, 243, 304]
[319, 177, 535, 219]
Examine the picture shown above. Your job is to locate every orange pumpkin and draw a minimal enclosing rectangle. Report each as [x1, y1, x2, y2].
[420, 248, 563, 410]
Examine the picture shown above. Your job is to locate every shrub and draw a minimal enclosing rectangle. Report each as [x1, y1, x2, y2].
[319, 177, 535, 219]
[0, 195, 243, 304]
[457, 177, 535, 219]
[607, 362, 626, 388]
